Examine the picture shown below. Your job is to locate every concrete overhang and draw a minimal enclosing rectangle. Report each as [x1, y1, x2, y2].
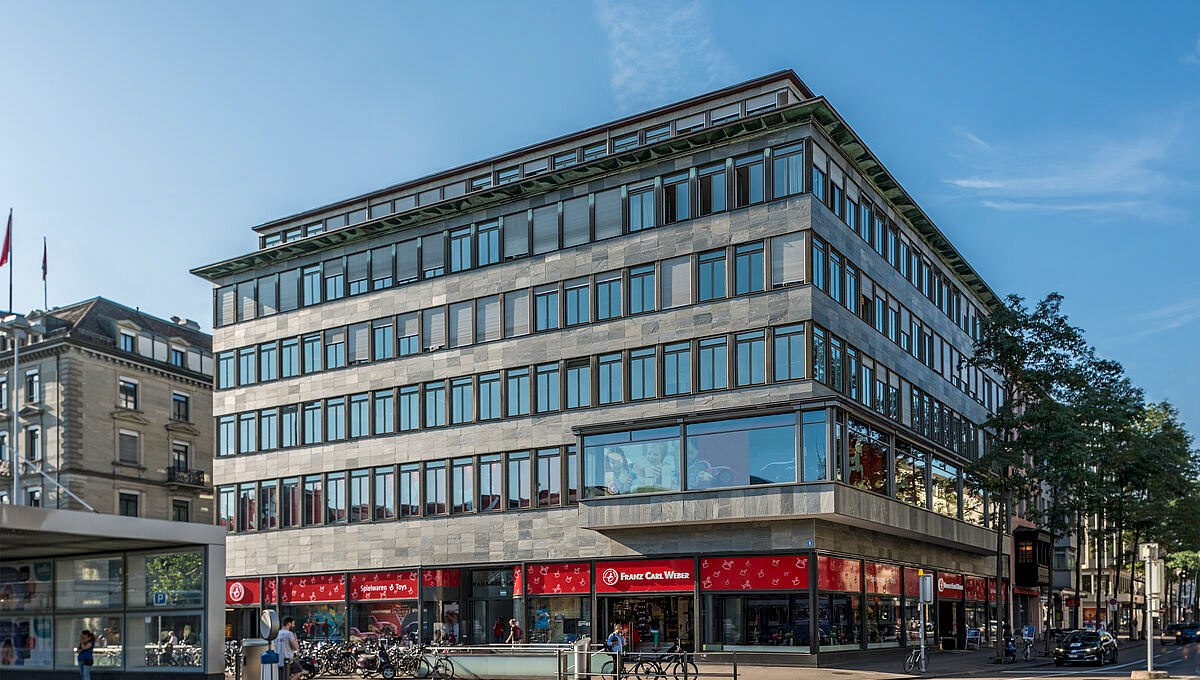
[579, 483, 1001, 556]
[0, 504, 226, 560]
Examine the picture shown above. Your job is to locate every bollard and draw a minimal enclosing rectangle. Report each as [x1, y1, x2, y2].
[260, 647, 279, 680]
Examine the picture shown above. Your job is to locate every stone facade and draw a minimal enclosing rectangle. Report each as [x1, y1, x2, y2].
[0, 298, 215, 522]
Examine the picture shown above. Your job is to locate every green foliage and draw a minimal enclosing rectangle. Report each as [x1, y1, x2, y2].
[144, 551, 202, 606]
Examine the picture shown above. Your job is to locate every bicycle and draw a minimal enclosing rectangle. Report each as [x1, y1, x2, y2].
[427, 646, 455, 679]
[1021, 638, 1034, 662]
[903, 645, 927, 673]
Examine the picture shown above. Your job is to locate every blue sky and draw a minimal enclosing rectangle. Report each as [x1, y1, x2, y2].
[2, 1, 1198, 434]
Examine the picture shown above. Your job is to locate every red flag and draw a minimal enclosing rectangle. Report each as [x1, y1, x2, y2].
[0, 211, 10, 267]
[42, 237, 47, 280]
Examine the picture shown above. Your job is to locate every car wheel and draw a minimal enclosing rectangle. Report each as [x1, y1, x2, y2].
[1054, 660, 1063, 667]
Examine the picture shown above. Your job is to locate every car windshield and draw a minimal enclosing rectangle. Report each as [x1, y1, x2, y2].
[1064, 631, 1099, 644]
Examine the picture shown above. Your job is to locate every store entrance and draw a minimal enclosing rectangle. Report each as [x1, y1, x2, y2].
[603, 595, 693, 651]
[471, 598, 514, 644]
[937, 601, 962, 650]
[225, 608, 258, 640]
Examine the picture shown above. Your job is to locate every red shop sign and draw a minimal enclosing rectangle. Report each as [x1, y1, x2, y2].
[226, 579, 260, 605]
[701, 555, 808, 591]
[513, 566, 524, 596]
[903, 568, 922, 597]
[349, 571, 418, 601]
[817, 556, 862, 592]
[281, 574, 345, 603]
[990, 579, 1009, 602]
[595, 558, 694, 593]
[525, 563, 592, 595]
[865, 563, 901, 595]
[965, 576, 987, 601]
[937, 572, 964, 599]
[421, 569, 461, 588]
[264, 578, 277, 603]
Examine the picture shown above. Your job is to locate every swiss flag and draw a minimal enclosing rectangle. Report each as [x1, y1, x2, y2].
[0, 210, 10, 267]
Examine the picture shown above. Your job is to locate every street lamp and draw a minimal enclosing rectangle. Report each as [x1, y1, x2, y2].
[0, 312, 45, 505]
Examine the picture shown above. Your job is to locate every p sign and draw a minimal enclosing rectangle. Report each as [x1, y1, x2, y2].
[153, 592, 167, 606]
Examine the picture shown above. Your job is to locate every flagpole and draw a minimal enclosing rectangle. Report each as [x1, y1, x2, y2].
[7, 209, 11, 314]
[42, 237, 47, 310]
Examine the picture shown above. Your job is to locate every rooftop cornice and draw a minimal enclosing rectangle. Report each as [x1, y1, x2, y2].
[193, 95, 1003, 316]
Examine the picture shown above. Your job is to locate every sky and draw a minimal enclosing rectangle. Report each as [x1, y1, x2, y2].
[1, 1, 1198, 436]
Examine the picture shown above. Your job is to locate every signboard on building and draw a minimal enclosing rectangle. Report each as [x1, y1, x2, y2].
[349, 571, 418, 601]
[226, 578, 261, 605]
[524, 563, 592, 595]
[817, 556, 862, 592]
[280, 574, 346, 603]
[595, 558, 694, 593]
[937, 573, 964, 599]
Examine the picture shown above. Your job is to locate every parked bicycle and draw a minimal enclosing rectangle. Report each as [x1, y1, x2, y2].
[903, 644, 927, 673]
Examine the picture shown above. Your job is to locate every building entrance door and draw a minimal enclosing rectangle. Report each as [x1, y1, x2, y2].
[602, 595, 693, 651]
[937, 600, 962, 650]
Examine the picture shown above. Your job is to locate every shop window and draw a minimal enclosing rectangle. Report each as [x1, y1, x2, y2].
[583, 426, 681, 497]
[686, 414, 794, 490]
[847, 418, 888, 496]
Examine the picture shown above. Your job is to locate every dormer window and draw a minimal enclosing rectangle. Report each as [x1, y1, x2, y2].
[119, 331, 135, 352]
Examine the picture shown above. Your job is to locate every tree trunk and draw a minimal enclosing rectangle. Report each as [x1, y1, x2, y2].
[1113, 528, 1124, 638]
[994, 490, 1007, 659]
[1096, 509, 1104, 630]
[1128, 529, 1140, 641]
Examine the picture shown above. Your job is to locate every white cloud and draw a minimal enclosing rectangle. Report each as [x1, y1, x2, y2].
[1183, 36, 1200, 65]
[593, 0, 736, 112]
[954, 128, 993, 152]
[1117, 298, 1200, 341]
[980, 200, 1141, 213]
[946, 178, 1005, 189]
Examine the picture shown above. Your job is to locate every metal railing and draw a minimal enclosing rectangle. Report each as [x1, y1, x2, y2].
[167, 468, 207, 487]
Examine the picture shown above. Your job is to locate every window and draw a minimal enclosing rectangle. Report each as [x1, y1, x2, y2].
[829, 251, 842, 304]
[663, 342, 691, 396]
[478, 454, 502, 511]
[399, 464, 419, 517]
[301, 334, 322, 374]
[171, 441, 189, 471]
[118, 378, 138, 410]
[449, 301, 472, 347]
[534, 286, 559, 331]
[770, 232, 804, 287]
[349, 469, 370, 522]
[847, 419, 888, 495]
[348, 251, 369, 295]
[588, 273, 620, 322]
[370, 389, 394, 435]
[772, 142, 804, 198]
[566, 359, 590, 409]
[630, 348, 656, 400]
[119, 491, 139, 517]
[348, 322, 369, 364]
[321, 331, 345, 371]
[451, 458, 473, 513]
[397, 239, 418, 283]
[422, 307, 446, 351]
[503, 211, 529, 259]
[217, 352, 235, 387]
[324, 258, 345, 300]
[450, 228, 471, 272]
[301, 264, 321, 306]
[628, 265, 655, 314]
[371, 319, 394, 361]
[628, 188, 654, 232]
[425, 461, 446, 515]
[280, 338, 299, 378]
[563, 195, 589, 247]
[303, 401, 322, 444]
[504, 290, 529, 337]
[374, 466, 395, 520]
[218, 416, 236, 456]
[119, 331, 135, 352]
[497, 165, 520, 184]
[258, 342, 278, 381]
[478, 372, 501, 420]
[931, 458, 960, 518]
[895, 443, 927, 508]
[326, 470, 345, 525]
[536, 363, 560, 413]
[238, 412, 257, 453]
[532, 204, 559, 254]
[278, 477, 298, 527]
[582, 141, 606, 161]
[735, 331, 765, 386]
[259, 481, 277, 529]
[280, 405, 298, 448]
[812, 238, 827, 292]
[812, 163, 827, 202]
[172, 499, 189, 522]
[397, 312, 419, 356]
[698, 249, 726, 301]
[734, 242, 764, 294]
[349, 393, 369, 437]
[537, 449, 561, 506]
[238, 280, 256, 321]
[118, 430, 139, 464]
[598, 353, 622, 404]
[170, 346, 186, 366]
[802, 410, 827, 481]
[698, 336, 728, 391]
[612, 132, 638, 152]
[582, 425, 681, 496]
[664, 172, 689, 223]
[451, 378, 472, 426]
[661, 255, 691, 308]
[686, 414, 796, 489]
[24, 426, 39, 462]
[474, 295, 501, 343]
[830, 337, 844, 393]
[506, 368, 530, 416]
[564, 279, 590, 325]
[595, 187, 622, 240]
[237, 348, 256, 385]
[507, 452, 531, 509]
[219, 486, 235, 530]
[371, 246, 393, 290]
[422, 233, 445, 278]
[424, 381, 446, 427]
[699, 163, 726, 215]
[845, 263, 859, 315]
[773, 325, 804, 381]
[831, 182, 844, 220]
[260, 409, 278, 450]
[734, 154, 764, 206]
[478, 221, 500, 266]
[301, 475, 323, 526]
[171, 392, 189, 421]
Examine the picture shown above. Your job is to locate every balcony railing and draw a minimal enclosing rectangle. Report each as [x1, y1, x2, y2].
[166, 468, 207, 488]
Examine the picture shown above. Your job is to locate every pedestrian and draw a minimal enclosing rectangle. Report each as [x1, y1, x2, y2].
[505, 618, 523, 644]
[76, 629, 94, 680]
[274, 616, 301, 680]
[606, 623, 626, 673]
[649, 619, 661, 647]
[493, 617, 505, 643]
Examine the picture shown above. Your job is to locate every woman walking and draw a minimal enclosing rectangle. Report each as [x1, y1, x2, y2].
[76, 629, 94, 680]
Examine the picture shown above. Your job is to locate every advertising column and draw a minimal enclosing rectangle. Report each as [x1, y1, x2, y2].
[596, 558, 695, 651]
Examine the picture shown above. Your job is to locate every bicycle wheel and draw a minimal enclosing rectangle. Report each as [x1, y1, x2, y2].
[1023, 645, 1034, 662]
[631, 660, 664, 680]
[903, 652, 916, 673]
[435, 657, 455, 679]
[669, 660, 699, 680]
[599, 658, 616, 680]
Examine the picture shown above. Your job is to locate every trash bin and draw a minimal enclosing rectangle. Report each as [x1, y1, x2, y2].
[242, 638, 268, 680]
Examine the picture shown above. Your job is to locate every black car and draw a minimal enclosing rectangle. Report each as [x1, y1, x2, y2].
[1054, 629, 1118, 666]
[1177, 622, 1199, 644]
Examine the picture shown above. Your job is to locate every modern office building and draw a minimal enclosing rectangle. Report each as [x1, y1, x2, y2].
[0, 297, 215, 523]
[194, 70, 1013, 661]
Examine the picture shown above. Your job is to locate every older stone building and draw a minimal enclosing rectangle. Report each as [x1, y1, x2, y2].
[0, 297, 215, 523]
[194, 70, 1013, 661]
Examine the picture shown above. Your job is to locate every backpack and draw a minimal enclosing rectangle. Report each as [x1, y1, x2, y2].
[513, 626, 523, 642]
